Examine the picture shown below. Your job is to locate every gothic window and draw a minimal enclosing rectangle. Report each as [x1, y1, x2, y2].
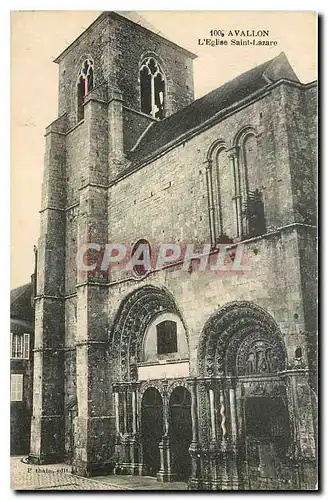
[77, 58, 94, 121]
[11, 333, 30, 359]
[157, 320, 177, 354]
[140, 57, 165, 120]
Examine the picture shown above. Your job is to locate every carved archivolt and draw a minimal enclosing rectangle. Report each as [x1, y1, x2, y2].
[167, 379, 189, 396]
[109, 285, 186, 381]
[198, 301, 286, 377]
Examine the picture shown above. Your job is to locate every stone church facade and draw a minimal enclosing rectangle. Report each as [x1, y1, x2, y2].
[29, 12, 317, 490]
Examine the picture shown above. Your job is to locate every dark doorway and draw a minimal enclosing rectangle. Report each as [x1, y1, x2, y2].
[141, 388, 163, 476]
[244, 396, 290, 486]
[169, 387, 192, 480]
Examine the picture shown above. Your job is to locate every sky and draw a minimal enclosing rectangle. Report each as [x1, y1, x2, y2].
[11, 10, 317, 288]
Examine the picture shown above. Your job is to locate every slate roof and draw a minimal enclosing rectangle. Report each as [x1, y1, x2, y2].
[129, 52, 300, 166]
[10, 283, 34, 322]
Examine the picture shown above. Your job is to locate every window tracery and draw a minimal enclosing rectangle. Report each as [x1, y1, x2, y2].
[77, 58, 94, 121]
[140, 57, 165, 119]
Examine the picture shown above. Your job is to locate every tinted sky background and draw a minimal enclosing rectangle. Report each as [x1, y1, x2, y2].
[11, 11, 317, 287]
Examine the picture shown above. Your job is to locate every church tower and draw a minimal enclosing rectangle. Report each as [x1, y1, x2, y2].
[29, 11, 196, 474]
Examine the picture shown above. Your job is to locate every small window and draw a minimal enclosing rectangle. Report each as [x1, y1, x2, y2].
[295, 347, 302, 359]
[11, 333, 30, 359]
[157, 320, 177, 355]
[77, 58, 94, 121]
[140, 58, 165, 120]
[11, 374, 23, 402]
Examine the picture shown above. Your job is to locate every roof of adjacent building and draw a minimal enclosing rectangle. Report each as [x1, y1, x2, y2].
[129, 52, 301, 166]
[10, 282, 34, 323]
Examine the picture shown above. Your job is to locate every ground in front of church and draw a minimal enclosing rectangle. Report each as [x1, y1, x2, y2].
[10, 456, 187, 490]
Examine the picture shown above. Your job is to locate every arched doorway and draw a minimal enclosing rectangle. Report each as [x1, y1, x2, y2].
[197, 301, 292, 490]
[169, 387, 192, 480]
[244, 396, 290, 485]
[141, 388, 163, 476]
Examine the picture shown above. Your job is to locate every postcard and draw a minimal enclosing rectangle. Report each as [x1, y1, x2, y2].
[11, 10, 318, 491]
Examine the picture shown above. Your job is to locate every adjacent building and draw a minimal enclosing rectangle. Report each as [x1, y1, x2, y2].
[10, 281, 35, 455]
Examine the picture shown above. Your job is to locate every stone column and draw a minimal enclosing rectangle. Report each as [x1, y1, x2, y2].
[207, 380, 221, 490]
[114, 391, 120, 435]
[132, 387, 137, 434]
[205, 160, 216, 246]
[188, 378, 201, 490]
[157, 383, 175, 482]
[229, 148, 243, 238]
[29, 114, 67, 464]
[228, 378, 239, 490]
[209, 388, 217, 441]
[123, 386, 128, 434]
[218, 383, 230, 490]
[229, 381, 237, 446]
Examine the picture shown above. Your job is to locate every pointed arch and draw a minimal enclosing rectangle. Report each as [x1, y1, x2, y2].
[139, 56, 166, 119]
[75, 57, 94, 121]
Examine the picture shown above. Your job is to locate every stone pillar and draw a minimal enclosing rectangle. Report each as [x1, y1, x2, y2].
[123, 387, 128, 434]
[218, 383, 230, 490]
[157, 384, 175, 482]
[205, 160, 216, 246]
[228, 378, 239, 490]
[72, 90, 115, 477]
[229, 148, 243, 238]
[29, 114, 67, 464]
[188, 378, 201, 490]
[132, 387, 137, 434]
[285, 370, 317, 489]
[209, 388, 217, 441]
[229, 381, 237, 447]
[114, 391, 120, 436]
[207, 381, 221, 490]
[108, 89, 126, 181]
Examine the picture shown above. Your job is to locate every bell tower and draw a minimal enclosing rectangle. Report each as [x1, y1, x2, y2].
[29, 11, 196, 475]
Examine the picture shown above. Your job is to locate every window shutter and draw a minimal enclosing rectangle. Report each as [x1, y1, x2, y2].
[23, 334, 30, 359]
[10, 333, 13, 358]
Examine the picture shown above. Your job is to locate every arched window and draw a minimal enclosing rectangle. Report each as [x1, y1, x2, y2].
[214, 147, 235, 241]
[142, 312, 188, 363]
[235, 130, 266, 238]
[206, 141, 235, 245]
[140, 57, 165, 120]
[157, 320, 177, 354]
[77, 58, 94, 121]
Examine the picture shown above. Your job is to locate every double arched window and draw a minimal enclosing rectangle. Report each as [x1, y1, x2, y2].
[77, 58, 94, 121]
[207, 129, 266, 244]
[139, 57, 165, 120]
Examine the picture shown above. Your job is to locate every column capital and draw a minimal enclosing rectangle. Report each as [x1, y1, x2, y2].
[226, 377, 237, 390]
[226, 146, 238, 158]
